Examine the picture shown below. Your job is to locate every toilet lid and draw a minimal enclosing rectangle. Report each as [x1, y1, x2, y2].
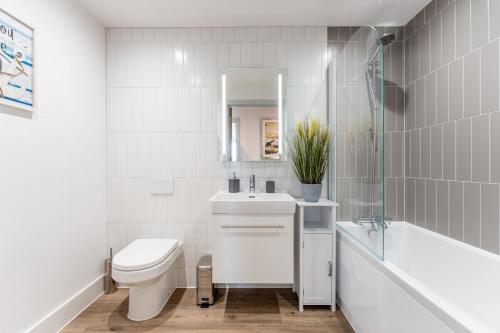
[112, 239, 178, 271]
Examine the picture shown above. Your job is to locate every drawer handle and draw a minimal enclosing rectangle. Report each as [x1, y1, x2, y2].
[328, 261, 333, 277]
[221, 225, 285, 229]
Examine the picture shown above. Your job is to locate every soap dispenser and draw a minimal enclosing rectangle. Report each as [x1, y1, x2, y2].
[228, 172, 240, 193]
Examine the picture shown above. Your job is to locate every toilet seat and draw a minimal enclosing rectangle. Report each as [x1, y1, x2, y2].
[113, 239, 178, 271]
[112, 240, 182, 286]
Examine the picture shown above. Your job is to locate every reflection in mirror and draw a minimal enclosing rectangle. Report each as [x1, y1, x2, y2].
[220, 68, 286, 162]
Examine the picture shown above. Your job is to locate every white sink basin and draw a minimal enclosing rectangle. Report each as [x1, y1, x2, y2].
[210, 191, 296, 215]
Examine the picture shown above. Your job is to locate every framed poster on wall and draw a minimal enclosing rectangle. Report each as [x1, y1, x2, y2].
[261, 119, 279, 160]
[0, 8, 34, 111]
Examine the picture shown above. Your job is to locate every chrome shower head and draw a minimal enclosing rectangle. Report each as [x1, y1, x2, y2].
[378, 32, 395, 46]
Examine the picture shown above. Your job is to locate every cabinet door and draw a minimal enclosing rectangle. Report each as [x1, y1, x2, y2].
[303, 233, 332, 305]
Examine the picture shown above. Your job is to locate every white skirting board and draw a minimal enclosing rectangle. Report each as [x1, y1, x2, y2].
[27, 275, 104, 333]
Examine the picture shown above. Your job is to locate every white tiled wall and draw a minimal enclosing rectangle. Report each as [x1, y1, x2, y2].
[106, 27, 328, 287]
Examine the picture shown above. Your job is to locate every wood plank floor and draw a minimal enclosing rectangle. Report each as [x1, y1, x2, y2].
[63, 288, 354, 332]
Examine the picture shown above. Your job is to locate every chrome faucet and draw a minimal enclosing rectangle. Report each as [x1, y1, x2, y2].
[249, 175, 256, 193]
[353, 216, 390, 233]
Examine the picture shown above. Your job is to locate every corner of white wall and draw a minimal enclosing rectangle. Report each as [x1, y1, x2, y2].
[0, 0, 107, 332]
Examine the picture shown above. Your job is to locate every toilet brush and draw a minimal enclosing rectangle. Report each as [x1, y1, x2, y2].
[104, 248, 117, 294]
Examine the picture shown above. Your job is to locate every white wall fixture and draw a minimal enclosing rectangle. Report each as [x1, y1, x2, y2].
[0, 8, 34, 111]
[221, 74, 227, 157]
[112, 239, 182, 321]
[150, 178, 174, 194]
[294, 198, 337, 311]
[278, 73, 283, 156]
[210, 191, 296, 284]
[219, 68, 287, 162]
[337, 222, 500, 333]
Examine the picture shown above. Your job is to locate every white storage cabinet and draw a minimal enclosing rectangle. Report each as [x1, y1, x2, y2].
[294, 199, 338, 312]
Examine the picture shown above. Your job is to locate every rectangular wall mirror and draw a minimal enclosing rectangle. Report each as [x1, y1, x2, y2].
[219, 68, 287, 162]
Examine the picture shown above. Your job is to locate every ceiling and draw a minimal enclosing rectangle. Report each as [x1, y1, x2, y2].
[75, 0, 430, 28]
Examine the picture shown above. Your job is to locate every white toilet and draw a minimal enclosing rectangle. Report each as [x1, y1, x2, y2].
[112, 239, 182, 321]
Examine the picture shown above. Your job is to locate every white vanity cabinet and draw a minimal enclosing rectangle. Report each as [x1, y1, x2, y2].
[212, 214, 294, 284]
[209, 191, 297, 285]
[294, 199, 338, 312]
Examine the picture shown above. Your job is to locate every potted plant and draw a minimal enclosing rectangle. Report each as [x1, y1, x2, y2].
[288, 118, 333, 202]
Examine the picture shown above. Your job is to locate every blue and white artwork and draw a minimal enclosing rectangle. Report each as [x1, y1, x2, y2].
[0, 9, 33, 111]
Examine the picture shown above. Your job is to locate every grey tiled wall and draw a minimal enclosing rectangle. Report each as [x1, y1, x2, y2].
[404, 0, 500, 254]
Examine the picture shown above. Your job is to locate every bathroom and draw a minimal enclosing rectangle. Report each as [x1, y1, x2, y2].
[1, 0, 499, 332]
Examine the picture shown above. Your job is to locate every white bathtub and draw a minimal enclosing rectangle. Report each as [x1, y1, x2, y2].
[336, 222, 500, 333]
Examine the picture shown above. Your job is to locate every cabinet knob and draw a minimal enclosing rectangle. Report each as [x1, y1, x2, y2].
[328, 261, 332, 277]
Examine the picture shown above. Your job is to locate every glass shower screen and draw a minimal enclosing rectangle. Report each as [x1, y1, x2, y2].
[333, 26, 386, 259]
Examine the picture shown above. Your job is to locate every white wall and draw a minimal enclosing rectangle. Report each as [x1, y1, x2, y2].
[106, 27, 328, 287]
[0, 1, 106, 332]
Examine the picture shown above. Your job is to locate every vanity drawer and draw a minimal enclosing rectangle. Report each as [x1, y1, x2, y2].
[212, 214, 294, 284]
